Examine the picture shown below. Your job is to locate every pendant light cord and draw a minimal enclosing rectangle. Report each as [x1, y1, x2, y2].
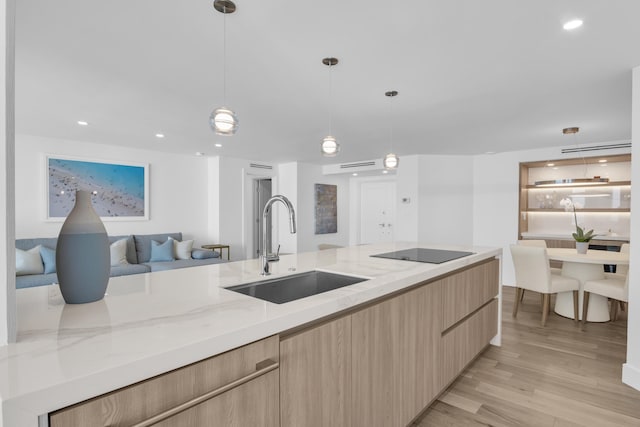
[223, 6, 227, 104]
[389, 95, 394, 152]
[328, 63, 333, 135]
[571, 132, 589, 177]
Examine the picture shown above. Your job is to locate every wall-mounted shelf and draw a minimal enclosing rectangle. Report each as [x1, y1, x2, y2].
[525, 180, 631, 189]
[519, 154, 631, 240]
[525, 208, 631, 213]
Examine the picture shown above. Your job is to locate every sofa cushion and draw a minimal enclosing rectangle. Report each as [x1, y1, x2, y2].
[110, 238, 129, 266]
[191, 249, 220, 259]
[16, 238, 58, 252]
[108, 235, 137, 264]
[16, 273, 58, 289]
[143, 257, 225, 272]
[110, 263, 151, 277]
[149, 239, 175, 262]
[169, 237, 194, 260]
[40, 246, 57, 274]
[16, 246, 44, 276]
[134, 233, 182, 263]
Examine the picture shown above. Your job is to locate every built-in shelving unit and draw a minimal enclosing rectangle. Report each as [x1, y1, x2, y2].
[519, 154, 631, 245]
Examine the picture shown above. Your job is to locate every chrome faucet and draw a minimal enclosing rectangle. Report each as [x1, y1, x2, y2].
[261, 195, 296, 275]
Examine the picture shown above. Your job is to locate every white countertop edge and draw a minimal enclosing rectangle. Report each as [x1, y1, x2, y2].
[1, 244, 501, 425]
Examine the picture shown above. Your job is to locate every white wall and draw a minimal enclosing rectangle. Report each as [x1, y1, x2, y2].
[14, 135, 211, 245]
[277, 162, 298, 255]
[395, 155, 420, 241]
[472, 143, 631, 286]
[391, 154, 474, 245]
[418, 155, 474, 245]
[623, 65, 640, 391]
[1, 0, 16, 350]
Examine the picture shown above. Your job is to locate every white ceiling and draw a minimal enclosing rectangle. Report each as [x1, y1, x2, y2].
[14, 1, 640, 164]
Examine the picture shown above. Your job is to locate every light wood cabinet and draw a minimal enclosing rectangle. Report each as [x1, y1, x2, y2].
[442, 258, 499, 330]
[441, 299, 498, 386]
[280, 316, 352, 427]
[351, 281, 442, 427]
[49, 336, 279, 427]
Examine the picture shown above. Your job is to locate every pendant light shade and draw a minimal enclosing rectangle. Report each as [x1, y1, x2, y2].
[383, 153, 399, 169]
[321, 57, 340, 157]
[210, 107, 238, 135]
[383, 90, 399, 170]
[321, 136, 339, 157]
[211, 0, 238, 136]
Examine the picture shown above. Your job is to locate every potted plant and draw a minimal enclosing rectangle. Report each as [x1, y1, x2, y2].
[572, 206, 595, 254]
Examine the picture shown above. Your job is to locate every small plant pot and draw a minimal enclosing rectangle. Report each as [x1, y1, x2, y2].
[576, 241, 589, 254]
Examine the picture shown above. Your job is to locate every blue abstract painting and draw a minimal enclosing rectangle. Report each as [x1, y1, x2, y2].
[48, 156, 148, 219]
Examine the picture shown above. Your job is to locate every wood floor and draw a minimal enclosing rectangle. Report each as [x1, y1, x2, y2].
[413, 286, 640, 427]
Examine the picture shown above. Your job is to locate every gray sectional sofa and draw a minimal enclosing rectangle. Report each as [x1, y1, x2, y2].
[16, 232, 226, 289]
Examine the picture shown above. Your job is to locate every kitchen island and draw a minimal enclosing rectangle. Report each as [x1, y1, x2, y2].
[0, 242, 501, 426]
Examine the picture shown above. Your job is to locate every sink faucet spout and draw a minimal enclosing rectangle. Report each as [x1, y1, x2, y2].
[261, 195, 296, 275]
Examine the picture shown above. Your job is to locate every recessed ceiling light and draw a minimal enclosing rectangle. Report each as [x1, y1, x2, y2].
[352, 173, 358, 176]
[195, 152, 205, 156]
[563, 19, 583, 30]
[77, 120, 89, 126]
[598, 159, 607, 163]
[215, 143, 222, 148]
[382, 170, 388, 174]
[547, 163, 555, 167]
[155, 133, 165, 138]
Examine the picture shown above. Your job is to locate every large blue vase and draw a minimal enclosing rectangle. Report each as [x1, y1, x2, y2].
[56, 190, 110, 304]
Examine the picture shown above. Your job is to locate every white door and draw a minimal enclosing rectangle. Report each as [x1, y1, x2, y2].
[359, 181, 396, 244]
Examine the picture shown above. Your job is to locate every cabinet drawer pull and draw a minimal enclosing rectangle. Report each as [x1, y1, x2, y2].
[132, 358, 279, 427]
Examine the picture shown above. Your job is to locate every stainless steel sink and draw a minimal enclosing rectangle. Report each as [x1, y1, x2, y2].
[226, 270, 368, 304]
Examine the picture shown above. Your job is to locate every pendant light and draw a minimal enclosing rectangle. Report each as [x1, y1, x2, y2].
[534, 127, 610, 187]
[383, 90, 399, 170]
[321, 57, 340, 157]
[209, 0, 238, 136]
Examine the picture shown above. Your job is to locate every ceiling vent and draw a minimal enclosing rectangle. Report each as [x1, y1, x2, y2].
[249, 163, 273, 170]
[561, 142, 631, 154]
[323, 159, 385, 175]
[339, 161, 377, 169]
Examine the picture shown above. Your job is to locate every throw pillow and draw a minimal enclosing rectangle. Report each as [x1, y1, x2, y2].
[149, 239, 174, 262]
[169, 236, 194, 260]
[39, 246, 57, 274]
[16, 245, 44, 276]
[191, 249, 220, 259]
[110, 238, 129, 266]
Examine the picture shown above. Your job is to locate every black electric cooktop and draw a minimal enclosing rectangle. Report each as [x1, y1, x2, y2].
[371, 248, 474, 264]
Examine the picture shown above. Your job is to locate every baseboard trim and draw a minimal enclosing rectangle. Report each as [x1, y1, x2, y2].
[622, 363, 640, 391]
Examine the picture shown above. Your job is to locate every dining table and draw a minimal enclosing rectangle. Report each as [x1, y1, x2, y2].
[546, 248, 629, 322]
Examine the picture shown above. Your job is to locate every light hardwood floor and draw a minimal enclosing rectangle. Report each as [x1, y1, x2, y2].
[414, 286, 640, 427]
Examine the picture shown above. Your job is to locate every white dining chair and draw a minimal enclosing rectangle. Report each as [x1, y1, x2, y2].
[510, 245, 581, 326]
[517, 239, 562, 275]
[582, 274, 629, 327]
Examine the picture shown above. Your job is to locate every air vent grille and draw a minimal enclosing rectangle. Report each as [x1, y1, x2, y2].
[561, 142, 631, 154]
[339, 161, 377, 169]
[250, 163, 273, 170]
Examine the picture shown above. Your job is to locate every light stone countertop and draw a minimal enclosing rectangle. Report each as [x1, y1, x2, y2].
[0, 241, 501, 426]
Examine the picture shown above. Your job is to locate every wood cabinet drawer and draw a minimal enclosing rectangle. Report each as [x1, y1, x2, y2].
[49, 335, 279, 427]
[442, 258, 499, 331]
[153, 370, 279, 427]
[440, 299, 498, 387]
